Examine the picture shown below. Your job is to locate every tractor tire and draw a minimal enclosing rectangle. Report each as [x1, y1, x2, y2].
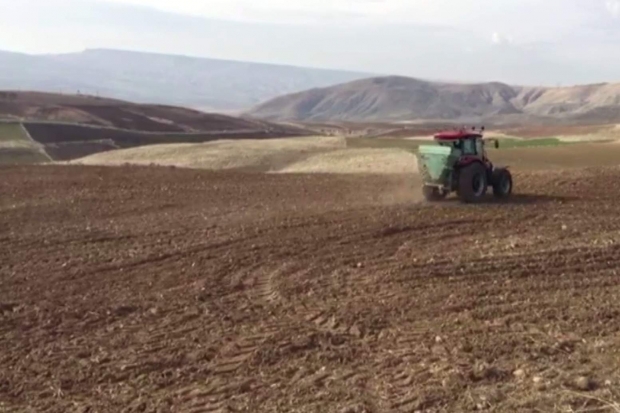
[422, 186, 447, 202]
[492, 168, 513, 198]
[458, 163, 488, 203]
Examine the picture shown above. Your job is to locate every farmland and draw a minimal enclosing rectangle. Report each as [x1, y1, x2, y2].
[0, 121, 313, 163]
[3, 89, 620, 166]
[72, 135, 620, 173]
[0, 123, 51, 165]
[4, 89, 620, 413]
[0, 91, 311, 163]
[3, 145, 620, 412]
[0, 123, 29, 144]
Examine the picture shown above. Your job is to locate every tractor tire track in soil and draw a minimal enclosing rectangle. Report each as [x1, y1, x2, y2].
[3, 165, 620, 412]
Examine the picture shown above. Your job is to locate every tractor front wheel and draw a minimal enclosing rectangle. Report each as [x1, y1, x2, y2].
[492, 168, 513, 198]
[422, 186, 447, 202]
[458, 163, 487, 203]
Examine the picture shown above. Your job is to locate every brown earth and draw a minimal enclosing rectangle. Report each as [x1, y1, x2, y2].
[0, 91, 309, 134]
[21, 122, 313, 162]
[44, 141, 120, 161]
[0, 92, 313, 162]
[2, 164, 620, 412]
[490, 143, 620, 170]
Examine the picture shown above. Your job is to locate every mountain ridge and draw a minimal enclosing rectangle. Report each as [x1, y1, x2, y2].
[0, 49, 371, 112]
[245, 75, 620, 123]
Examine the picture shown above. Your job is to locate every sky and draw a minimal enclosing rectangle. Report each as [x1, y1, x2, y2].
[2, 0, 620, 85]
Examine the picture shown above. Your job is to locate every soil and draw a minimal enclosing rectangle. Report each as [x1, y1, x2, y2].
[19, 122, 313, 162]
[44, 141, 120, 161]
[0, 91, 313, 163]
[2, 165, 620, 412]
[1, 91, 310, 137]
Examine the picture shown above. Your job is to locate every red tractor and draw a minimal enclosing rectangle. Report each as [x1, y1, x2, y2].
[416, 127, 513, 203]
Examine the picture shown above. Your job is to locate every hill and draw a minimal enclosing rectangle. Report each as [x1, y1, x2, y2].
[0, 91, 311, 164]
[0, 91, 306, 133]
[246, 76, 620, 123]
[0, 49, 369, 112]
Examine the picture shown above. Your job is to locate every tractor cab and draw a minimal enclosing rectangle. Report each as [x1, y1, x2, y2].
[433, 127, 496, 163]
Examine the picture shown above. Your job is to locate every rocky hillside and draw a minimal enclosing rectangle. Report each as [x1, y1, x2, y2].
[246, 76, 620, 123]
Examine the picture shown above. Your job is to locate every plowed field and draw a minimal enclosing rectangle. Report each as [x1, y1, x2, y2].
[2, 165, 620, 413]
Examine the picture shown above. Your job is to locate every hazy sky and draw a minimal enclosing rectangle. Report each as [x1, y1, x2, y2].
[2, 0, 620, 85]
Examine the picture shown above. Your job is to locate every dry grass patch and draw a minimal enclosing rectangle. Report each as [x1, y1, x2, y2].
[71, 136, 345, 171]
[0, 123, 51, 163]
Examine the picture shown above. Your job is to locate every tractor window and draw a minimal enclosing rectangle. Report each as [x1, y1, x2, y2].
[462, 139, 476, 155]
[475, 139, 484, 155]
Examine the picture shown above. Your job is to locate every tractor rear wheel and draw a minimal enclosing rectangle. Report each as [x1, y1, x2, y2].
[492, 168, 512, 198]
[458, 163, 487, 203]
[422, 186, 447, 202]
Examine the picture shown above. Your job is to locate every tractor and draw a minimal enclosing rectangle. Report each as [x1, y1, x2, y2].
[416, 127, 512, 203]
